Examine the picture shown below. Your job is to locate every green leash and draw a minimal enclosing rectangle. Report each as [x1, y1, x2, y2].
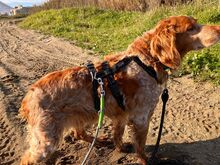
[81, 78, 105, 165]
[97, 78, 105, 129]
[98, 93, 105, 128]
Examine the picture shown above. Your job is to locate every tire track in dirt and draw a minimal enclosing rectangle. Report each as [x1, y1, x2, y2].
[0, 20, 98, 165]
[0, 100, 22, 165]
[0, 64, 24, 164]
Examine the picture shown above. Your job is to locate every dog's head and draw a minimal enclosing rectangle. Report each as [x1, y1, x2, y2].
[150, 16, 220, 69]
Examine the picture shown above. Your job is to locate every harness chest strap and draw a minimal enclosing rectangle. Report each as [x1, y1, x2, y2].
[86, 62, 100, 111]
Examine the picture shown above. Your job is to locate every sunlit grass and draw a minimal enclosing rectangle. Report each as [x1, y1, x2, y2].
[20, 0, 220, 84]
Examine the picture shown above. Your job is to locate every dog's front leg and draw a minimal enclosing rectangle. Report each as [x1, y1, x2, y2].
[131, 114, 151, 165]
[112, 120, 126, 152]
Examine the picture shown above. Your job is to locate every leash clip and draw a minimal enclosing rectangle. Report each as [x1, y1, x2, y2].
[97, 78, 105, 96]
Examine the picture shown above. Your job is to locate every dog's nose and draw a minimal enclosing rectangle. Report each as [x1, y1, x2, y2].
[212, 25, 220, 34]
[210, 25, 220, 35]
[198, 25, 220, 47]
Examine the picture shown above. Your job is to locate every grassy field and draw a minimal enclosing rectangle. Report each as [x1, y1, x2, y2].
[20, 0, 220, 84]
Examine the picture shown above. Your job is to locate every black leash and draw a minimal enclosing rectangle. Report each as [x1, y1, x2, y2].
[149, 88, 169, 165]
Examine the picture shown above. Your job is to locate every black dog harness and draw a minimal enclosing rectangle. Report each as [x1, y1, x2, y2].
[84, 56, 169, 164]
[86, 56, 158, 111]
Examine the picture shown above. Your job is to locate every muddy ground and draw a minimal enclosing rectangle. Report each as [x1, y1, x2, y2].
[0, 20, 219, 165]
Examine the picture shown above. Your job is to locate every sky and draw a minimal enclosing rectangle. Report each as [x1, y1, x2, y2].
[1, 0, 47, 7]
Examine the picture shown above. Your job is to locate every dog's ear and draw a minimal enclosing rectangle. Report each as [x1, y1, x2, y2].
[150, 19, 181, 69]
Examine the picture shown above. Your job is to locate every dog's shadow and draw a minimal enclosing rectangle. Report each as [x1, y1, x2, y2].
[108, 137, 220, 165]
[45, 136, 220, 165]
[146, 137, 220, 165]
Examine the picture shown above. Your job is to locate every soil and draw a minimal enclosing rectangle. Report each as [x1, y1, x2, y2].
[0, 19, 219, 165]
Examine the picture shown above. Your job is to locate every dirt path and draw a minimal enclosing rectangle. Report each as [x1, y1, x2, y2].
[0, 20, 219, 165]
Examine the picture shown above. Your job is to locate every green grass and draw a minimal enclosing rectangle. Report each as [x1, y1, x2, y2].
[20, 0, 220, 84]
[20, 8, 144, 54]
[181, 45, 220, 84]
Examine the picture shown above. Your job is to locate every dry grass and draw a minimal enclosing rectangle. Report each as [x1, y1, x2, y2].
[31, 0, 194, 13]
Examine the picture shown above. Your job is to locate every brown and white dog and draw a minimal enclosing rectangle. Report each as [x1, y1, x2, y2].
[20, 16, 220, 164]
